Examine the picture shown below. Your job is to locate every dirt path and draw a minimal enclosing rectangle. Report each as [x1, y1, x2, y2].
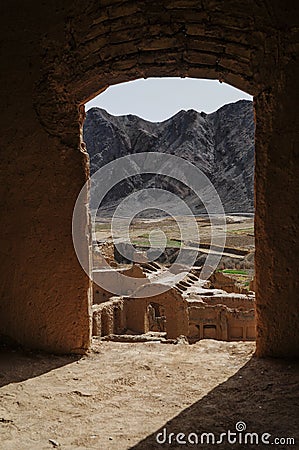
[0, 340, 298, 449]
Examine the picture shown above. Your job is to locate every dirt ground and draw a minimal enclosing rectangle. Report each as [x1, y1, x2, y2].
[0, 340, 298, 450]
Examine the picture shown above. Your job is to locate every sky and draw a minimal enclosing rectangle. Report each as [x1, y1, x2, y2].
[85, 77, 252, 122]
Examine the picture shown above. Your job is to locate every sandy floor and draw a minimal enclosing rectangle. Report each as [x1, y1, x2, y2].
[0, 340, 298, 450]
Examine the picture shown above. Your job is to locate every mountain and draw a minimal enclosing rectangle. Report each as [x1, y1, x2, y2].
[83, 100, 254, 215]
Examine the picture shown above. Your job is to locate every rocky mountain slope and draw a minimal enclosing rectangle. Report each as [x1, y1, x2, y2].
[83, 100, 254, 214]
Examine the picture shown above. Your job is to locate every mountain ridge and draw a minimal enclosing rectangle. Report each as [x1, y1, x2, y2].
[83, 99, 254, 214]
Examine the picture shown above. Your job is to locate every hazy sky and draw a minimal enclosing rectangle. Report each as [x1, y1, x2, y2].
[85, 77, 252, 122]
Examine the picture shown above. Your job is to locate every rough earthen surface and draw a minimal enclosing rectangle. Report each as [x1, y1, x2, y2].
[0, 1, 298, 356]
[0, 342, 298, 449]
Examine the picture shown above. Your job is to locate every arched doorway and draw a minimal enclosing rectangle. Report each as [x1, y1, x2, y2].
[1, 1, 297, 357]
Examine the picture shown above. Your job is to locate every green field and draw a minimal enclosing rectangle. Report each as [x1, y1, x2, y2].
[219, 269, 248, 275]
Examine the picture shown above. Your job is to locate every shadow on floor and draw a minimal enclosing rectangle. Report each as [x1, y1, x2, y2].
[130, 356, 299, 450]
[0, 346, 80, 388]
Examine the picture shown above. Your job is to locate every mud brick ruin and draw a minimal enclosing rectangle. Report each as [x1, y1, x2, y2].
[0, 1, 298, 358]
[91, 259, 256, 343]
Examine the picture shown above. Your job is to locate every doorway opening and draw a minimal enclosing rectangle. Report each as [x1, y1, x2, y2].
[81, 77, 255, 345]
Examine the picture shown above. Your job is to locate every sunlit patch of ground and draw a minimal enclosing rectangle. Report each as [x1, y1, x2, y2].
[0, 340, 298, 450]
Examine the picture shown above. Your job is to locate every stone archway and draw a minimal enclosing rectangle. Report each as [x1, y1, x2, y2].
[0, 1, 298, 357]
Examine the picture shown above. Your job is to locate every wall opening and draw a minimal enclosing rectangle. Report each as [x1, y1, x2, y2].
[147, 303, 167, 333]
[83, 77, 255, 344]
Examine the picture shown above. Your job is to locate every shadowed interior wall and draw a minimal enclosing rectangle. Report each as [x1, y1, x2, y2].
[254, 66, 299, 358]
[0, 2, 92, 353]
[0, 0, 298, 356]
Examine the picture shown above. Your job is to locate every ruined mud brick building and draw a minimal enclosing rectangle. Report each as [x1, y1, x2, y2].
[0, 1, 298, 358]
[91, 263, 256, 342]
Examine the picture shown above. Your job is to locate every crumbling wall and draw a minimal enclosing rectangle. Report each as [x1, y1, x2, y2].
[188, 302, 255, 342]
[92, 264, 147, 303]
[210, 272, 249, 294]
[92, 283, 256, 343]
[198, 294, 255, 310]
[92, 283, 113, 305]
[125, 286, 189, 339]
[92, 297, 125, 336]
